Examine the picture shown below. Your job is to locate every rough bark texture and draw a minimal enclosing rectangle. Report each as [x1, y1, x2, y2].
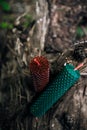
[0, 0, 87, 130]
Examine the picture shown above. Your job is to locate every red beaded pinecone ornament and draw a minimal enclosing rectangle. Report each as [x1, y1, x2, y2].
[30, 56, 49, 92]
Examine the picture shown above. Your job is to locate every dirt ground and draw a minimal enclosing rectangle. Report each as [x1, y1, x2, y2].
[0, 0, 87, 130]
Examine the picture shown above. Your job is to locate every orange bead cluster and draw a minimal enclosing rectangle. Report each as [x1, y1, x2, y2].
[30, 56, 49, 92]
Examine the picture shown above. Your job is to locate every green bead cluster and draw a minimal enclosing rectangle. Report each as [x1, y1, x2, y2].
[30, 64, 80, 117]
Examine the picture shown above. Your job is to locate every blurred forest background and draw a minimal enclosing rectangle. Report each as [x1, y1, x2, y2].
[0, 0, 87, 130]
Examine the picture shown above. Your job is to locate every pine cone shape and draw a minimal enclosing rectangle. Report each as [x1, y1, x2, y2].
[30, 56, 49, 92]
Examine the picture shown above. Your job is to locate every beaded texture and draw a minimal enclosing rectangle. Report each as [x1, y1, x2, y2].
[30, 64, 80, 117]
[30, 56, 49, 92]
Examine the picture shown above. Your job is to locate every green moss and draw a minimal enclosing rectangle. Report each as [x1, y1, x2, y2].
[23, 15, 33, 28]
[0, 0, 11, 11]
[0, 22, 13, 29]
[76, 26, 85, 38]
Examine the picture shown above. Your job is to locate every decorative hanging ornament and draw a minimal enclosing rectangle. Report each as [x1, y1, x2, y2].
[30, 56, 49, 92]
[30, 63, 81, 117]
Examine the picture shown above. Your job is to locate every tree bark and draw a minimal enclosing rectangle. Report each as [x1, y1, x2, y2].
[0, 0, 87, 130]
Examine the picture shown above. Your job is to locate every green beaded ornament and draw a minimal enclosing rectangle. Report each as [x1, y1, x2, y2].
[30, 64, 80, 117]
